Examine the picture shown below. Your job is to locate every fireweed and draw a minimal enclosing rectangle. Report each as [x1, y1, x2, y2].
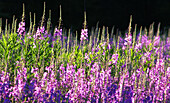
[0, 3, 170, 103]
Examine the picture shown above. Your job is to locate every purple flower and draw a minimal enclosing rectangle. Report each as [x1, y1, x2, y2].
[80, 29, 88, 41]
[109, 53, 118, 65]
[135, 43, 142, 52]
[4, 99, 10, 103]
[33, 26, 45, 40]
[17, 21, 25, 36]
[141, 34, 151, 47]
[144, 52, 151, 61]
[154, 36, 160, 46]
[54, 28, 62, 37]
[156, 59, 164, 73]
[167, 67, 170, 78]
[101, 42, 111, 50]
[31, 67, 38, 73]
[85, 53, 90, 61]
[33, 42, 36, 48]
[107, 84, 117, 96]
[124, 34, 132, 46]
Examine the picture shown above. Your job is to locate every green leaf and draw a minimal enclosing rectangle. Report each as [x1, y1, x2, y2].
[0, 40, 5, 51]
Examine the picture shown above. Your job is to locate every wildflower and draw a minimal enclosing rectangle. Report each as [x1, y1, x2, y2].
[141, 34, 151, 47]
[135, 43, 142, 52]
[122, 86, 133, 103]
[109, 53, 118, 65]
[33, 42, 36, 48]
[107, 84, 117, 96]
[156, 59, 164, 73]
[144, 52, 151, 61]
[119, 37, 124, 47]
[154, 36, 160, 46]
[101, 42, 111, 50]
[54, 28, 62, 37]
[33, 26, 45, 40]
[31, 67, 38, 73]
[85, 53, 90, 61]
[124, 33, 132, 46]
[17, 21, 25, 36]
[80, 29, 88, 41]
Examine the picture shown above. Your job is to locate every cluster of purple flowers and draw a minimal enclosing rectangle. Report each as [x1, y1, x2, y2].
[80, 29, 88, 42]
[124, 34, 132, 46]
[109, 53, 119, 65]
[154, 36, 160, 46]
[1, 13, 170, 102]
[33, 26, 45, 40]
[0, 60, 168, 102]
[17, 21, 25, 36]
[54, 28, 62, 37]
[141, 34, 151, 47]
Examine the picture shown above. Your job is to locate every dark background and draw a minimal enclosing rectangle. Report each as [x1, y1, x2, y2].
[0, 0, 169, 32]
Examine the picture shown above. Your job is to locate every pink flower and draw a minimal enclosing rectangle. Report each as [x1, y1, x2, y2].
[109, 53, 118, 65]
[135, 43, 142, 52]
[33, 26, 45, 40]
[80, 29, 88, 41]
[124, 34, 132, 46]
[54, 28, 62, 36]
[141, 34, 151, 47]
[154, 36, 160, 46]
[17, 21, 25, 36]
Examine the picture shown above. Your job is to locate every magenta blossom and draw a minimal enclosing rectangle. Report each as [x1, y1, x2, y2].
[80, 29, 88, 41]
[109, 53, 119, 65]
[154, 36, 160, 46]
[33, 26, 45, 40]
[17, 21, 25, 36]
[124, 34, 132, 46]
[141, 34, 151, 47]
[54, 28, 62, 36]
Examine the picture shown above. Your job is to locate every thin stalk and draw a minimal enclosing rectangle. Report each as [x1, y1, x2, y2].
[67, 29, 70, 54]
[22, 3, 25, 22]
[139, 26, 142, 43]
[132, 24, 137, 49]
[58, 5, 62, 30]
[111, 26, 115, 39]
[32, 13, 36, 34]
[5, 19, 8, 38]
[0, 18, 2, 34]
[156, 23, 161, 37]
[75, 31, 78, 47]
[14, 19, 17, 34]
[41, 2, 46, 28]
[11, 15, 15, 34]
[47, 10, 51, 33]
[144, 27, 148, 37]
[101, 26, 105, 43]
[96, 28, 100, 47]
[149, 22, 154, 40]
[8, 24, 10, 39]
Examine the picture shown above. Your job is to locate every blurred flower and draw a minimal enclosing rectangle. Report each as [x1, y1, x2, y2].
[33, 42, 36, 48]
[54, 28, 62, 37]
[109, 53, 118, 65]
[31, 67, 38, 73]
[156, 59, 164, 73]
[141, 34, 151, 47]
[144, 52, 151, 61]
[85, 53, 90, 61]
[33, 26, 45, 40]
[124, 34, 132, 46]
[154, 36, 160, 46]
[135, 43, 142, 52]
[80, 29, 88, 41]
[17, 21, 25, 36]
